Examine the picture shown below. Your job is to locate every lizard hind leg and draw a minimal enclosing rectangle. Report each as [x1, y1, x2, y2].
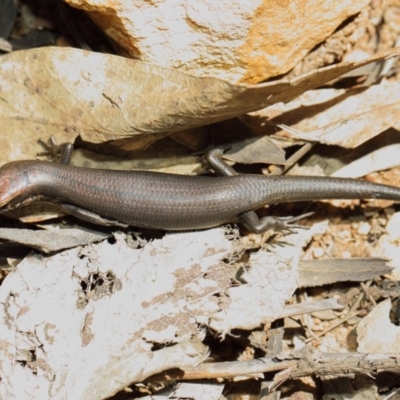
[207, 148, 313, 234]
[239, 211, 313, 235]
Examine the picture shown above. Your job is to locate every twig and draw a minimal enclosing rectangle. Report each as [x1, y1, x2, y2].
[146, 347, 400, 386]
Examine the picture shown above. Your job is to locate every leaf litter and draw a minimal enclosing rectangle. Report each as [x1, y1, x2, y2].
[1, 3, 400, 400]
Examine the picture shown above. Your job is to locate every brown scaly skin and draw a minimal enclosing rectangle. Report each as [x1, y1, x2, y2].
[1, 149, 400, 233]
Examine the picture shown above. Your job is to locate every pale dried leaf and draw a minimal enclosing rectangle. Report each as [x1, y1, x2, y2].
[1, 47, 399, 162]
[375, 212, 400, 280]
[298, 258, 392, 288]
[251, 81, 400, 149]
[139, 382, 224, 400]
[385, 212, 400, 241]
[357, 299, 400, 353]
[279, 298, 343, 319]
[332, 143, 400, 178]
[4, 201, 66, 224]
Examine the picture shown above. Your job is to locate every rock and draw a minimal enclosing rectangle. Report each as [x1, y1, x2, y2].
[66, 0, 369, 83]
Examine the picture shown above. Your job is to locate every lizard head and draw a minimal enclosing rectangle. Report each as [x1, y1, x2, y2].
[0, 161, 34, 209]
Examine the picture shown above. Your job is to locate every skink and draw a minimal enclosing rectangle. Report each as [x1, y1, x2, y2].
[1, 145, 400, 234]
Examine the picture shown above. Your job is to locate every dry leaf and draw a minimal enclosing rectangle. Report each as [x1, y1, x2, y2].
[250, 81, 400, 149]
[1, 46, 399, 162]
[332, 143, 400, 178]
[279, 299, 343, 319]
[139, 382, 224, 400]
[298, 258, 392, 288]
[222, 136, 287, 165]
[357, 299, 400, 353]
[375, 211, 400, 280]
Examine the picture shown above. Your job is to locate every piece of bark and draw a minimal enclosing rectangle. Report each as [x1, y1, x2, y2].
[0, 230, 229, 399]
[0, 227, 110, 253]
[0, 223, 327, 398]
